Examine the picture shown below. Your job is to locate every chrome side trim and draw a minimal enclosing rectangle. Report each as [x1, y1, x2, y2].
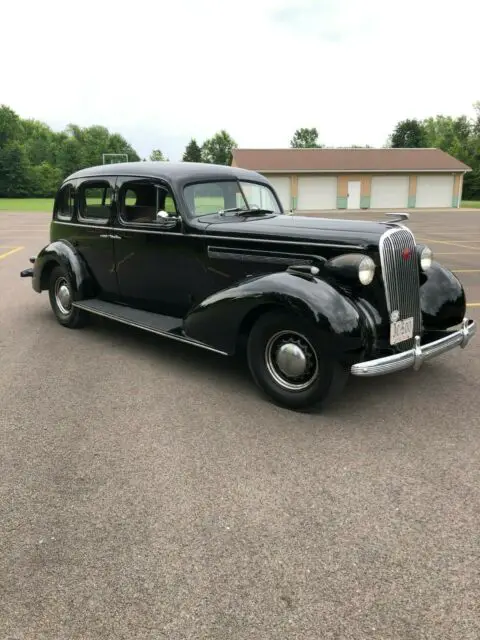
[72, 301, 229, 356]
[207, 245, 325, 265]
[52, 221, 365, 250]
[351, 318, 476, 377]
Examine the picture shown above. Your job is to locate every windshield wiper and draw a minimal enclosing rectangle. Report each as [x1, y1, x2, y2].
[218, 206, 275, 216]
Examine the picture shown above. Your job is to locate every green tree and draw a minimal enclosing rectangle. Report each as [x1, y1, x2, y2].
[150, 149, 168, 161]
[0, 105, 142, 196]
[0, 142, 32, 197]
[109, 134, 140, 162]
[22, 119, 57, 165]
[290, 127, 322, 148]
[30, 162, 63, 197]
[0, 104, 24, 148]
[182, 138, 202, 162]
[201, 130, 237, 165]
[389, 119, 428, 148]
[56, 135, 85, 178]
[422, 111, 480, 200]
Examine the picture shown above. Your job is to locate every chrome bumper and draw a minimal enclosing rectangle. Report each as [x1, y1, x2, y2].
[351, 318, 477, 377]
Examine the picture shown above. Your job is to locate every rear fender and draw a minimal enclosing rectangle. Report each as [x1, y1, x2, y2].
[420, 262, 467, 329]
[32, 240, 95, 299]
[183, 270, 368, 358]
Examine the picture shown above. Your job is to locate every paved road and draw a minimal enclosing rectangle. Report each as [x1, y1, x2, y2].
[1, 211, 479, 639]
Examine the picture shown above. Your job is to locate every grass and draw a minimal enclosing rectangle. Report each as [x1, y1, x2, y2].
[0, 198, 55, 212]
[0, 196, 228, 214]
[461, 200, 480, 208]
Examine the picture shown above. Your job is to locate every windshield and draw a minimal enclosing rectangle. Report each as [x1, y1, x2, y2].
[183, 180, 282, 217]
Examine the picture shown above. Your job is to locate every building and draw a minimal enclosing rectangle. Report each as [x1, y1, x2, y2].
[231, 148, 471, 212]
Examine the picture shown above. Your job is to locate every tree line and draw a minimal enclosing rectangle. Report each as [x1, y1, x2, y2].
[1, 102, 479, 199]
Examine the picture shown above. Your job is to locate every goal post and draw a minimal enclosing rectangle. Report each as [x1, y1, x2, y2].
[102, 153, 128, 165]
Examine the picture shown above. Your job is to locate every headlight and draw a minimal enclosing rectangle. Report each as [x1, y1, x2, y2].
[324, 253, 376, 286]
[420, 246, 433, 270]
[358, 256, 376, 285]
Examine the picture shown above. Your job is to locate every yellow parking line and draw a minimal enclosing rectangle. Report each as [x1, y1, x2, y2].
[451, 269, 480, 273]
[435, 252, 480, 255]
[417, 238, 480, 251]
[0, 246, 24, 260]
[466, 303, 480, 308]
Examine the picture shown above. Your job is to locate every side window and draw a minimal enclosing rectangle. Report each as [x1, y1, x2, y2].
[78, 181, 113, 223]
[119, 181, 177, 224]
[55, 184, 74, 220]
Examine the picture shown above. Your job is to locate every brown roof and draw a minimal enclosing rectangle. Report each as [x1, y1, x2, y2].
[232, 148, 471, 173]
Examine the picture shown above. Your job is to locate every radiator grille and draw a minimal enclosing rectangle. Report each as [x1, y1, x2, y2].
[379, 227, 422, 350]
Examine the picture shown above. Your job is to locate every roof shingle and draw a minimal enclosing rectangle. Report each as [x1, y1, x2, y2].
[232, 148, 471, 173]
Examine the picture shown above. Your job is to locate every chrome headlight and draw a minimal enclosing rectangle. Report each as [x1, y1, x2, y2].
[358, 256, 376, 285]
[324, 253, 376, 286]
[420, 246, 433, 270]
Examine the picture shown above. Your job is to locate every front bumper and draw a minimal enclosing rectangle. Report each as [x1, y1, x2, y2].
[351, 317, 476, 377]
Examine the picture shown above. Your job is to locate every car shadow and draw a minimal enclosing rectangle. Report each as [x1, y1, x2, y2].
[77, 314, 464, 418]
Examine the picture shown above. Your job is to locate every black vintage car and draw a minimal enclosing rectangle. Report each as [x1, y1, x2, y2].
[21, 161, 476, 410]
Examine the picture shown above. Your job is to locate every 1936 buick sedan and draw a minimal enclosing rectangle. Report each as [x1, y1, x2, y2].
[20, 162, 476, 410]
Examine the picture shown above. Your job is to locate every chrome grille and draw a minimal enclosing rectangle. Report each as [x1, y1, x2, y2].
[379, 227, 422, 350]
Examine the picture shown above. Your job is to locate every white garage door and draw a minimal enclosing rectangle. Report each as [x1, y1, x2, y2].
[370, 176, 409, 209]
[416, 175, 454, 208]
[297, 176, 337, 210]
[265, 176, 291, 211]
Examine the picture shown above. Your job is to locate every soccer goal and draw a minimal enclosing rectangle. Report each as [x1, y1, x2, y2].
[102, 153, 129, 165]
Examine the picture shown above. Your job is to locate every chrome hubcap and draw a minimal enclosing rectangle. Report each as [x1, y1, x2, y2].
[55, 278, 72, 315]
[265, 330, 319, 391]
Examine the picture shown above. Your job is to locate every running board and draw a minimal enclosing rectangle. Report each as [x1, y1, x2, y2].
[72, 299, 228, 356]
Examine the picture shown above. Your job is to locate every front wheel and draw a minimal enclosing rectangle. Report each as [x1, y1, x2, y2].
[48, 265, 88, 329]
[246, 310, 348, 411]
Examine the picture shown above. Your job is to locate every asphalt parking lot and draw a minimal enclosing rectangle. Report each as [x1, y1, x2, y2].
[1, 210, 479, 640]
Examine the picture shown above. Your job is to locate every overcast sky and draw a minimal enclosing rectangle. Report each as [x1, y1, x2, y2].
[2, 0, 478, 161]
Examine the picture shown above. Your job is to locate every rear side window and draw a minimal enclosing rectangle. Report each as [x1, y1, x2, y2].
[78, 181, 113, 222]
[55, 184, 74, 220]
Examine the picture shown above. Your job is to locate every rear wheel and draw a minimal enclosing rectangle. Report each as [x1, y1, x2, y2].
[246, 310, 348, 411]
[48, 265, 88, 329]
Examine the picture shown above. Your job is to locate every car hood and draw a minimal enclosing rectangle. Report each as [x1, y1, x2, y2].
[198, 213, 395, 250]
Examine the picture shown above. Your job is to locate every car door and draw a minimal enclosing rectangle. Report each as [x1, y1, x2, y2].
[112, 176, 204, 318]
[73, 177, 119, 300]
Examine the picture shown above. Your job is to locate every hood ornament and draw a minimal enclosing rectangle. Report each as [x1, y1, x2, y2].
[380, 212, 410, 225]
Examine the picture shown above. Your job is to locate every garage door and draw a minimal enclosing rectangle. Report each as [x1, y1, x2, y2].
[297, 176, 337, 210]
[264, 176, 291, 211]
[370, 176, 409, 208]
[416, 175, 454, 208]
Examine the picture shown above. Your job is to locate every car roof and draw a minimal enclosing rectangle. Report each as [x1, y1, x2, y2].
[65, 161, 271, 187]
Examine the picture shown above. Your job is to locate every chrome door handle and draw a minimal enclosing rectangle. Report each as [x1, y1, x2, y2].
[99, 233, 122, 239]
[110, 234, 122, 240]
[99, 234, 110, 238]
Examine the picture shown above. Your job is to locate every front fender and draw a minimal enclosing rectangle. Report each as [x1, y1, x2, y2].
[420, 261, 466, 329]
[33, 240, 95, 299]
[183, 271, 368, 358]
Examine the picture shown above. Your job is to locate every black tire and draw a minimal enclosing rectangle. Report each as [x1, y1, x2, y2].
[48, 265, 89, 329]
[246, 309, 348, 411]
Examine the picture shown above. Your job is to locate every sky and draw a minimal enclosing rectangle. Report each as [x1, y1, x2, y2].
[1, 0, 479, 161]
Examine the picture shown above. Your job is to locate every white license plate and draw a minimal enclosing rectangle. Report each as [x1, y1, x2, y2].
[390, 317, 414, 345]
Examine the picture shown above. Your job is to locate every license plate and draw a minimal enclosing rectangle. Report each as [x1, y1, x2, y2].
[390, 317, 414, 345]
